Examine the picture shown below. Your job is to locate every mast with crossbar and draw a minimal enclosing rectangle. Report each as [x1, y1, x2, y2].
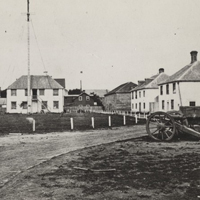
[27, 0, 31, 114]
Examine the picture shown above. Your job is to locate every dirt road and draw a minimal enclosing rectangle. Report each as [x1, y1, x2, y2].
[0, 125, 146, 189]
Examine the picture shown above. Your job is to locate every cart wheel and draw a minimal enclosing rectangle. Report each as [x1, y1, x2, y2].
[146, 111, 176, 141]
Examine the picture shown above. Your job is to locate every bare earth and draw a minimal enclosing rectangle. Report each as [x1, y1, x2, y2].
[0, 126, 200, 199]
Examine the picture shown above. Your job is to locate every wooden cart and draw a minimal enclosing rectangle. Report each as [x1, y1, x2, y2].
[146, 106, 200, 141]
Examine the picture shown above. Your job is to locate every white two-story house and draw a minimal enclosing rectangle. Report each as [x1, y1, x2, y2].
[7, 75, 64, 113]
[159, 51, 200, 112]
[131, 68, 169, 113]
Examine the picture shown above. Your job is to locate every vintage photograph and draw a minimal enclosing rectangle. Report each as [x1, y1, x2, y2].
[0, 0, 200, 199]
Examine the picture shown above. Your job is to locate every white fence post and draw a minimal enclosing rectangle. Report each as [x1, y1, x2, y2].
[33, 119, 35, 132]
[109, 116, 111, 127]
[70, 118, 74, 130]
[123, 115, 126, 125]
[135, 114, 138, 124]
[91, 117, 94, 128]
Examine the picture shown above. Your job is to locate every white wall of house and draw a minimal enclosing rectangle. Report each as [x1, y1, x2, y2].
[180, 82, 200, 106]
[159, 82, 200, 112]
[7, 88, 64, 113]
[159, 82, 180, 112]
[131, 89, 159, 113]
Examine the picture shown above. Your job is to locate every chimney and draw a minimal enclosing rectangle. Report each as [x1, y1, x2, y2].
[145, 78, 153, 84]
[190, 51, 198, 64]
[159, 68, 164, 73]
[138, 80, 145, 86]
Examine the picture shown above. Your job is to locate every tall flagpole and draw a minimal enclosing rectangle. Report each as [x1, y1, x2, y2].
[27, 0, 31, 114]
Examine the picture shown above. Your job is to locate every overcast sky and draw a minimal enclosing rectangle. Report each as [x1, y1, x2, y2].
[0, 0, 200, 90]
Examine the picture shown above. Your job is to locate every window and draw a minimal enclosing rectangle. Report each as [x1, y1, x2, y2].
[173, 83, 176, 94]
[53, 101, 59, 109]
[42, 101, 48, 109]
[135, 103, 137, 109]
[132, 92, 134, 99]
[132, 103, 134, 109]
[53, 89, 59, 96]
[25, 89, 27, 96]
[171, 100, 174, 110]
[135, 92, 137, 99]
[143, 103, 145, 109]
[166, 84, 169, 94]
[79, 96, 82, 101]
[22, 101, 27, 109]
[11, 89, 17, 96]
[143, 91, 145, 97]
[86, 96, 90, 101]
[160, 86, 163, 95]
[11, 102, 16, 109]
[39, 89, 45, 96]
[162, 100, 165, 110]
[139, 91, 141, 98]
[189, 101, 196, 106]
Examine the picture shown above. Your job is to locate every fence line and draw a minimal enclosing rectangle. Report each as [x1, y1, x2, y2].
[91, 110, 150, 123]
[24, 111, 149, 132]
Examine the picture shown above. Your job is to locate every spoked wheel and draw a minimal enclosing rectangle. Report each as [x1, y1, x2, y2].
[146, 111, 176, 141]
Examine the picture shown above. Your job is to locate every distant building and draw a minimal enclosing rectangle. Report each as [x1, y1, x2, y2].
[64, 92, 103, 112]
[54, 78, 66, 88]
[55, 78, 68, 96]
[7, 75, 64, 113]
[104, 82, 137, 111]
[131, 68, 169, 113]
[159, 51, 200, 111]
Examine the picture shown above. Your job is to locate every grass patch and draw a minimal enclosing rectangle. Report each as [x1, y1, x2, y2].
[0, 113, 145, 135]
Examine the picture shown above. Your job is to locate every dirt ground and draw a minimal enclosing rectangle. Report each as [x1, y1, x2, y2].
[0, 127, 200, 199]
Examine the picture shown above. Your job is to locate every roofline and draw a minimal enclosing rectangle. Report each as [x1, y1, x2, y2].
[130, 87, 159, 92]
[158, 80, 200, 85]
[105, 91, 132, 96]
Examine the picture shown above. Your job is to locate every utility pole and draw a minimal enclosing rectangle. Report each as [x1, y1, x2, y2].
[27, 0, 31, 114]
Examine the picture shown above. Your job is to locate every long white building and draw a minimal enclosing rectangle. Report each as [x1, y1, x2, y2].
[158, 51, 200, 112]
[131, 68, 169, 113]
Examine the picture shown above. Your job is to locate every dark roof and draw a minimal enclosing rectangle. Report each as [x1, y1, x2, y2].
[54, 79, 65, 88]
[7, 75, 63, 89]
[159, 61, 200, 85]
[84, 89, 109, 97]
[131, 72, 169, 91]
[105, 82, 137, 96]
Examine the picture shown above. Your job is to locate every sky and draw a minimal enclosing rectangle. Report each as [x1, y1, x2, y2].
[0, 0, 200, 90]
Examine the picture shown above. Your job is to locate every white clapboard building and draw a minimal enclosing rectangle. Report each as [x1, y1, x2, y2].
[7, 75, 64, 113]
[131, 68, 169, 113]
[158, 51, 200, 112]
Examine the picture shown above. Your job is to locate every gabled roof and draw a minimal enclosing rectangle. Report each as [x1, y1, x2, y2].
[7, 75, 63, 89]
[131, 72, 169, 91]
[105, 82, 137, 96]
[54, 79, 65, 88]
[159, 61, 200, 85]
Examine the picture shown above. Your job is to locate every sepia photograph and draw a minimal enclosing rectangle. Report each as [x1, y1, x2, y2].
[0, 0, 200, 199]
